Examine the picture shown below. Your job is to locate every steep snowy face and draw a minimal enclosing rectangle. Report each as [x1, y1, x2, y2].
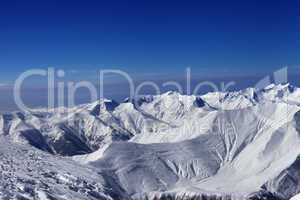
[191, 108, 300, 195]
[201, 87, 258, 110]
[265, 156, 300, 200]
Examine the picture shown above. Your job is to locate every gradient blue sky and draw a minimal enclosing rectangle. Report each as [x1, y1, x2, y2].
[1, 0, 300, 84]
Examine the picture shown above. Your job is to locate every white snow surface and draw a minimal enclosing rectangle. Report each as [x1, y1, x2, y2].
[0, 83, 300, 199]
[291, 193, 300, 200]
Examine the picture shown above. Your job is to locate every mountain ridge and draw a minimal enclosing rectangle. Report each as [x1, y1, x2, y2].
[0, 83, 299, 199]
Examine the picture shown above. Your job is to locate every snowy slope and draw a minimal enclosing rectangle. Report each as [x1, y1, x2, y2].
[0, 136, 130, 200]
[0, 83, 300, 199]
[84, 102, 300, 199]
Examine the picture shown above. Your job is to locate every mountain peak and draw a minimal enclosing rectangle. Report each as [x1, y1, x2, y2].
[263, 82, 291, 90]
[88, 99, 119, 115]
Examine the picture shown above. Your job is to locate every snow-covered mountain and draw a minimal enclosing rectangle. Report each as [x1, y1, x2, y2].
[0, 83, 299, 199]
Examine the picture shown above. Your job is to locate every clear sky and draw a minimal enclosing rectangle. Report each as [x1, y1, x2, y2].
[1, 0, 300, 85]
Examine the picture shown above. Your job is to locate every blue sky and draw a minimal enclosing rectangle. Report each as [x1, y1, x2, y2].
[1, 0, 300, 84]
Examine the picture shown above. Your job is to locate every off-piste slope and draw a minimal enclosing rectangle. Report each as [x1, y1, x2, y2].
[85, 101, 300, 199]
[0, 83, 299, 199]
[0, 136, 130, 200]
